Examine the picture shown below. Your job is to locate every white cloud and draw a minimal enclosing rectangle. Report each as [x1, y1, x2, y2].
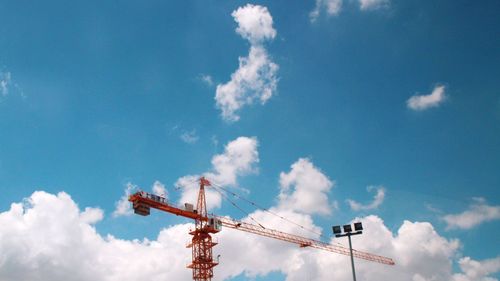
[112, 182, 135, 217]
[278, 158, 334, 215]
[207, 136, 259, 186]
[0, 191, 193, 281]
[215, 4, 278, 122]
[232, 4, 276, 44]
[453, 256, 500, 281]
[407, 85, 447, 111]
[179, 129, 199, 144]
[176, 136, 259, 210]
[442, 197, 500, 230]
[359, 0, 390, 10]
[347, 185, 386, 211]
[152, 180, 167, 197]
[310, 0, 343, 22]
[80, 207, 104, 224]
[1, 71, 11, 97]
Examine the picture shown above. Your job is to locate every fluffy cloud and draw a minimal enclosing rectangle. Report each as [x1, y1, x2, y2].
[347, 186, 386, 211]
[232, 4, 276, 44]
[113, 182, 136, 217]
[310, 0, 343, 22]
[407, 85, 447, 111]
[0, 191, 192, 281]
[1, 71, 11, 97]
[215, 4, 278, 122]
[278, 158, 334, 215]
[442, 197, 500, 230]
[176, 136, 259, 210]
[80, 207, 105, 224]
[359, 0, 390, 10]
[152, 180, 167, 197]
[453, 256, 500, 281]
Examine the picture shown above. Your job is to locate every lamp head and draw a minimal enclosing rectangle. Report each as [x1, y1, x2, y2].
[354, 222, 363, 231]
[343, 224, 352, 233]
[332, 225, 342, 234]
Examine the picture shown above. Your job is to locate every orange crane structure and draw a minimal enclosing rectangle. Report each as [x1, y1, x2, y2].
[128, 177, 395, 281]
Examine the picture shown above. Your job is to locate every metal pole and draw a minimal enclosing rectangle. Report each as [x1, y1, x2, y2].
[348, 234, 357, 281]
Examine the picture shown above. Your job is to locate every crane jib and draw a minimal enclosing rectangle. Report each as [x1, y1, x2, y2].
[129, 189, 395, 266]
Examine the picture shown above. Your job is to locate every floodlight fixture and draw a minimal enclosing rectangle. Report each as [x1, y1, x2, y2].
[333, 225, 342, 235]
[354, 222, 363, 231]
[343, 224, 352, 233]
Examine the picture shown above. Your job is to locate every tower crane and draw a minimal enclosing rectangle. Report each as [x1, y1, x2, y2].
[128, 177, 395, 281]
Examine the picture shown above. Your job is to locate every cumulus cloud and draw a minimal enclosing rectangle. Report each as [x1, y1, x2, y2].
[176, 136, 259, 210]
[80, 207, 104, 224]
[0, 191, 193, 281]
[113, 182, 136, 217]
[310, 0, 343, 22]
[347, 185, 386, 211]
[232, 4, 276, 44]
[407, 85, 447, 111]
[442, 197, 500, 230]
[152, 180, 167, 197]
[278, 158, 334, 215]
[453, 256, 500, 281]
[359, 0, 390, 10]
[215, 4, 278, 122]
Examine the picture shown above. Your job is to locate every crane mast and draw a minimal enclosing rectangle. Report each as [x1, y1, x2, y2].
[128, 177, 395, 281]
[188, 177, 218, 281]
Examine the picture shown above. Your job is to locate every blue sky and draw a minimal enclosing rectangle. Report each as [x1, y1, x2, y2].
[0, 1, 499, 281]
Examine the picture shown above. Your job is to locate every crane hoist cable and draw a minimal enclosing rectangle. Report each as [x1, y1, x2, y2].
[210, 182, 343, 246]
[211, 184, 266, 229]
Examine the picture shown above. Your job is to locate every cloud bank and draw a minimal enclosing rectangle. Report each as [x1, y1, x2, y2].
[1, 190, 499, 281]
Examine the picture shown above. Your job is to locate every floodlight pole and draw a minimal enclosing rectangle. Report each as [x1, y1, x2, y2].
[333, 223, 363, 281]
[347, 233, 357, 281]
